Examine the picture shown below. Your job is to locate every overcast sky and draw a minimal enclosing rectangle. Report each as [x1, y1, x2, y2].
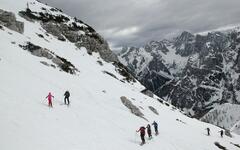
[41, 0, 240, 50]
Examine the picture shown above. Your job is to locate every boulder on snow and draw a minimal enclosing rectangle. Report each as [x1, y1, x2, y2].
[32, 48, 54, 59]
[230, 142, 240, 148]
[19, 42, 54, 59]
[214, 142, 227, 150]
[141, 89, 154, 97]
[225, 129, 232, 138]
[103, 71, 118, 80]
[97, 60, 103, 66]
[52, 57, 63, 65]
[41, 22, 66, 41]
[120, 96, 145, 119]
[0, 9, 24, 33]
[148, 106, 159, 115]
[19, 42, 79, 74]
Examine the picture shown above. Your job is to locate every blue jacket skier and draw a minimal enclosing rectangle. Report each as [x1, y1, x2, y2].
[152, 121, 158, 135]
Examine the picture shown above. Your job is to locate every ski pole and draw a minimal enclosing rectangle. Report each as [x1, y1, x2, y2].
[134, 131, 138, 143]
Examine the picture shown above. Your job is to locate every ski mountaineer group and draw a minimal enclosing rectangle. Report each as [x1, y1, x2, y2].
[205, 128, 225, 138]
[45, 91, 70, 107]
[136, 121, 158, 145]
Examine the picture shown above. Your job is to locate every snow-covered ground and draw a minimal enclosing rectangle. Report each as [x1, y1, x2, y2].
[201, 103, 240, 134]
[0, 0, 240, 150]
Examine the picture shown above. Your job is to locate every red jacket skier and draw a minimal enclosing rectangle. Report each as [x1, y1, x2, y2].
[46, 92, 54, 107]
[136, 126, 146, 145]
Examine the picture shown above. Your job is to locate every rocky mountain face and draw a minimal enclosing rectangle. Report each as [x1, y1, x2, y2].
[118, 28, 240, 131]
[201, 103, 240, 134]
[18, 4, 118, 63]
[0, 1, 118, 62]
[0, 1, 137, 82]
[0, 10, 24, 33]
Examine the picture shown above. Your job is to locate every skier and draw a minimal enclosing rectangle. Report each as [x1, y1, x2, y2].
[152, 121, 158, 135]
[46, 92, 54, 107]
[146, 124, 152, 139]
[219, 130, 224, 138]
[64, 90, 70, 105]
[136, 126, 146, 145]
[206, 128, 210, 136]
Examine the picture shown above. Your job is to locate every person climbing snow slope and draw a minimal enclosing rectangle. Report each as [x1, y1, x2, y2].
[46, 92, 54, 107]
[206, 128, 210, 136]
[220, 130, 224, 138]
[146, 124, 152, 139]
[152, 121, 158, 135]
[136, 126, 146, 145]
[64, 90, 70, 105]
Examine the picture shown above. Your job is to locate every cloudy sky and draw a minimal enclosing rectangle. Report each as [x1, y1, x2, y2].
[41, 0, 240, 49]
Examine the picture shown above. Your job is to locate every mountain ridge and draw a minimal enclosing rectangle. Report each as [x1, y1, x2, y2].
[118, 27, 240, 134]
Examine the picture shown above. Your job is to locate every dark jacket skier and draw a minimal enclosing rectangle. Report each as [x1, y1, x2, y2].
[220, 130, 224, 137]
[64, 91, 70, 105]
[206, 128, 210, 136]
[136, 126, 146, 144]
[146, 124, 152, 138]
[152, 121, 158, 135]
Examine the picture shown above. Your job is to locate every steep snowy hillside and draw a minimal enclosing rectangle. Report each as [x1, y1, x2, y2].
[201, 103, 240, 134]
[1, 0, 240, 150]
[118, 28, 240, 133]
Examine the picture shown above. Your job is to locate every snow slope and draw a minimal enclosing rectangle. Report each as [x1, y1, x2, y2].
[0, 0, 240, 150]
[232, 120, 240, 135]
[201, 103, 240, 134]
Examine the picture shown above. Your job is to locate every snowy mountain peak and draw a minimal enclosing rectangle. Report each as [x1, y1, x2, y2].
[2, 0, 118, 63]
[175, 31, 194, 43]
[145, 40, 169, 54]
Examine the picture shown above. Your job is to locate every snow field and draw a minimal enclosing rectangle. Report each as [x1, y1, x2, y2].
[0, 0, 240, 149]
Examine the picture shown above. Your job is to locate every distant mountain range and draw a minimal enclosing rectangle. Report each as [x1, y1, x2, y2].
[118, 27, 240, 132]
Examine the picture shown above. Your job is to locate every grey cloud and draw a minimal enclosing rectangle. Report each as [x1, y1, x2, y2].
[41, 0, 240, 49]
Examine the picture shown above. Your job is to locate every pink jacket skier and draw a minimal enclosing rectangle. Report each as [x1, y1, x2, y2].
[46, 92, 54, 107]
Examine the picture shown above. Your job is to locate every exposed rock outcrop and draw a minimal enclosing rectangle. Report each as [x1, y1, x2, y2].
[0, 9, 24, 33]
[120, 96, 145, 120]
[148, 106, 159, 115]
[19, 42, 79, 74]
[19, 7, 118, 62]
